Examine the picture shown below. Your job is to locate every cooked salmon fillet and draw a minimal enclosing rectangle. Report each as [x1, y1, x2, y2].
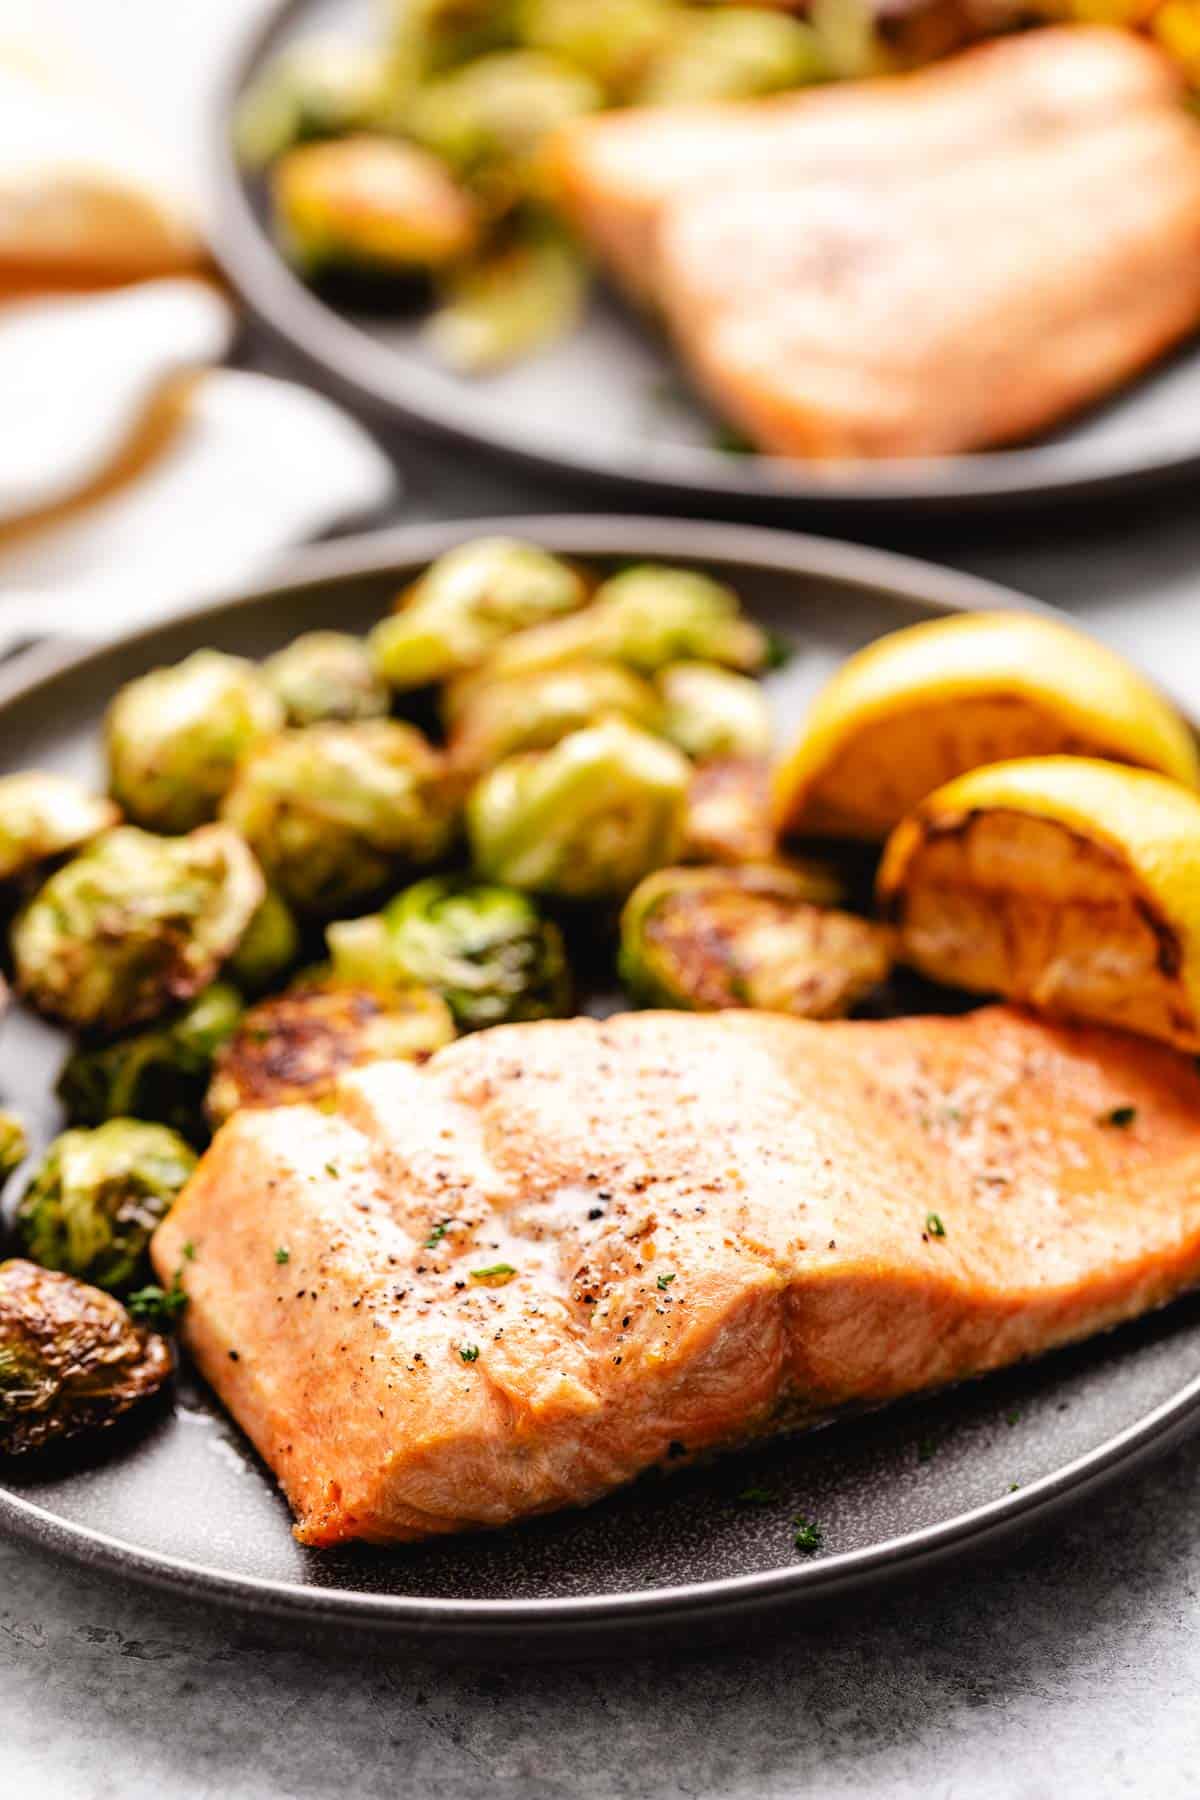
[549, 27, 1200, 458]
[154, 1006, 1200, 1547]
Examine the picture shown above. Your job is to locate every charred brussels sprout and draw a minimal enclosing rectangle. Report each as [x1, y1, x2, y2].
[446, 659, 659, 772]
[0, 1111, 28, 1180]
[206, 975, 454, 1123]
[467, 718, 690, 899]
[12, 826, 264, 1035]
[0, 774, 119, 884]
[262, 631, 389, 728]
[406, 50, 602, 195]
[480, 564, 769, 685]
[272, 136, 480, 276]
[328, 876, 569, 1031]
[16, 1121, 197, 1293]
[234, 39, 391, 168]
[56, 984, 243, 1146]
[515, 0, 680, 98]
[370, 536, 588, 691]
[620, 864, 892, 1016]
[637, 8, 825, 104]
[225, 888, 302, 994]
[385, 0, 516, 72]
[106, 650, 283, 834]
[657, 662, 772, 761]
[0, 1259, 172, 1456]
[222, 721, 454, 917]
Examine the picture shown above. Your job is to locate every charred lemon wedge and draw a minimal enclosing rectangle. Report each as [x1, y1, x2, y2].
[773, 612, 1200, 842]
[877, 757, 1200, 1051]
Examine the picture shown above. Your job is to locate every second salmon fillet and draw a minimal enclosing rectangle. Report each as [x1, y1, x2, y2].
[154, 1006, 1200, 1546]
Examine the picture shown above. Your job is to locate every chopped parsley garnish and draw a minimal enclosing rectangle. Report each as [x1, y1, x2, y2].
[917, 1437, 936, 1464]
[275, 1247, 290, 1265]
[127, 1267, 188, 1331]
[324, 1161, 340, 1179]
[1005, 1407, 1022, 1427]
[181, 1240, 196, 1261]
[424, 1220, 451, 1249]
[459, 1344, 480, 1363]
[1100, 1105, 1137, 1128]
[737, 1486, 776, 1506]
[470, 1263, 517, 1286]
[656, 1272, 676, 1291]
[793, 1517, 823, 1554]
[925, 1212, 946, 1239]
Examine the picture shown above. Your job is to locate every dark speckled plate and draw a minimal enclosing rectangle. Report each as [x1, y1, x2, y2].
[3, 516, 1200, 1653]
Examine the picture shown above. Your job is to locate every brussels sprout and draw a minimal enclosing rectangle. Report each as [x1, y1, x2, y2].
[56, 985, 243, 1147]
[370, 536, 588, 690]
[447, 659, 659, 772]
[16, 1120, 197, 1294]
[385, 0, 518, 72]
[328, 876, 569, 1031]
[0, 1259, 172, 1457]
[514, 0, 681, 98]
[467, 718, 690, 899]
[234, 39, 392, 168]
[405, 50, 602, 194]
[681, 754, 777, 866]
[479, 564, 769, 686]
[206, 975, 454, 1123]
[637, 7, 825, 104]
[262, 631, 390, 728]
[0, 1110, 28, 1180]
[619, 864, 893, 1016]
[0, 774, 119, 884]
[12, 825, 264, 1035]
[225, 888, 302, 994]
[272, 135, 480, 276]
[222, 722, 454, 916]
[427, 225, 587, 373]
[106, 650, 283, 834]
[657, 662, 773, 761]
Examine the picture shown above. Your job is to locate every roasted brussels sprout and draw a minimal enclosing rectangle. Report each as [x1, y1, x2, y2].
[446, 658, 659, 771]
[619, 865, 893, 1016]
[0, 1110, 28, 1181]
[370, 536, 589, 690]
[658, 662, 773, 761]
[206, 975, 454, 1123]
[0, 774, 119, 884]
[637, 7, 825, 104]
[0, 1259, 172, 1457]
[16, 1121, 197, 1294]
[328, 876, 569, 1030]
[385, 0, 516, 72]
[427, 225, 587, 372]
[225, 888, 302, 994]
[515, 0, 680, 97]
[681, 755, 777, 865]
[467, 718, 690, 899]
[105, 650, 283, 834]
[406, 50, 602, 196]
[234, 39, 392, 168]
[56, 984, 244, 1146]
[222, 721, 454, 917]
[479, 564, 769, 685]
[272, 135, 480, 276]
[262, 631, 389, 727]
[12, 825, 263, 1035]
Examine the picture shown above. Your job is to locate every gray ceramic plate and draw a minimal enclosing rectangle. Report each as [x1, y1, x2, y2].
[3, 516, 1200, 1653]
[214, 1, 1200, 521]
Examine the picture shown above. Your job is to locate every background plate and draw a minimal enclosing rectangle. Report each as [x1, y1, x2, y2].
[214, 1, 1200, 521]
[3, 516, 1200, 1652]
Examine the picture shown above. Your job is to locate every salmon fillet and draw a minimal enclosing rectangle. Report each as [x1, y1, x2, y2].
[153, 1005, 1200, 1547]
[549, 27, 1200, 458]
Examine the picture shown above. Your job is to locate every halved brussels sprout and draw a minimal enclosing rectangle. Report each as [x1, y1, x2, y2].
[477, 564, 769, 686]
[0, 1258, 172, 1457]
[657, 662, 772, 761]
[636, 7, 825, 104]
[234, 38, 392, 168]
[681, 755, 777, 865]
[206, 975, 454, 1123]
[272, 135, 480, 276]
[222, 721, 454, 916]
[0, 774, 119, 884]
[467, 718, 690, 899]
[106, 650, 283, 834]
[262, 631, 390, 727]
[12, 825, 264, 1035]
[619, 864, 893, 1016]
[385, 0, 517, 72]
[0, 1110, 28, 1181]
[370, 536, 589, 690]
[328, 875, 569, 1031]
[446, 658, 659, 772]
[406, 50, 602, 195]
[427, 225, 587, 372]
[225, 888, 302, 994]
[56, 984, 244, 1147]
[515, 0, 681, 98]
[16, 1120, 197, 1294]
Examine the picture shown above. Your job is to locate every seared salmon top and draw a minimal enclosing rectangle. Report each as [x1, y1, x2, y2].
[154, 1006, 1200, 1546]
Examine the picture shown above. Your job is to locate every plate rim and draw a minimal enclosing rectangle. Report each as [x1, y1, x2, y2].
[211, 0, 1200, 519]
[3, 511, 1198, 1643]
